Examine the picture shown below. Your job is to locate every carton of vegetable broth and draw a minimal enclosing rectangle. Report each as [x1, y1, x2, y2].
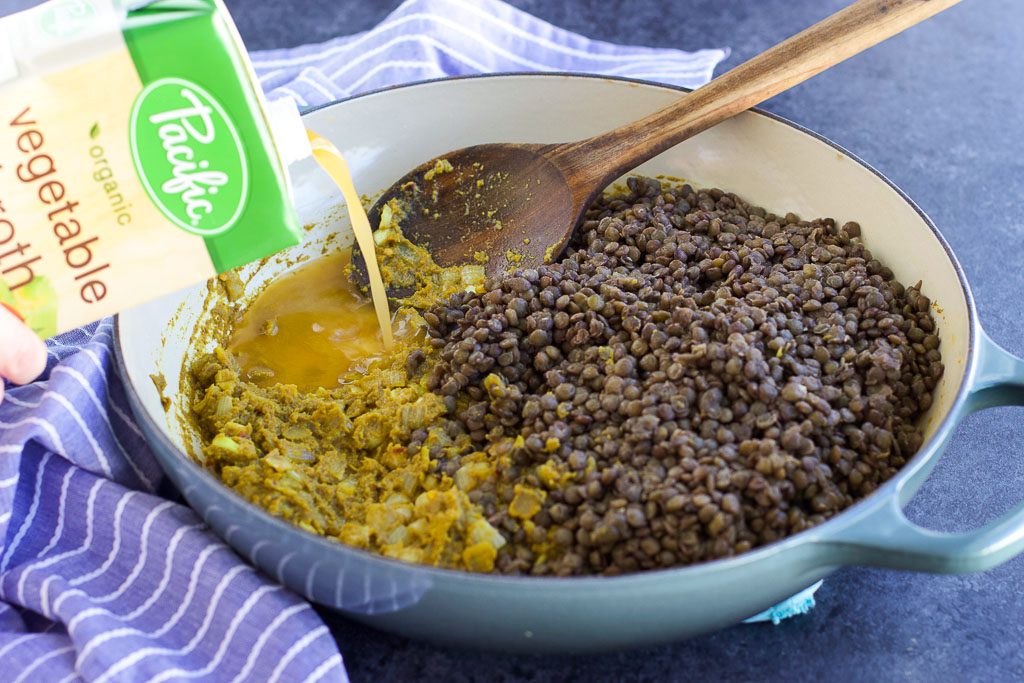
[0, 0, 307, 337]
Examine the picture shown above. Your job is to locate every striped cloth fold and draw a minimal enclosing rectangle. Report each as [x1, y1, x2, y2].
[251, 0, 727, 106]
[0, 0, 726, 680]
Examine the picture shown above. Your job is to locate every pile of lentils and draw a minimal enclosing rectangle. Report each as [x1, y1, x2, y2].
[419, 176, 943, 577]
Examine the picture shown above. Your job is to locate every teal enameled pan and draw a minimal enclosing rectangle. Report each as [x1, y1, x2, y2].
[114, 74, 1024, 653]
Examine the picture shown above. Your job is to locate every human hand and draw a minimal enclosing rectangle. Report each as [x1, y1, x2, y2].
[0, 304, 47, 404]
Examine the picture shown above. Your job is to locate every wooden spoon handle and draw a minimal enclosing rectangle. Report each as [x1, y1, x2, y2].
[549, 0, 961, 193]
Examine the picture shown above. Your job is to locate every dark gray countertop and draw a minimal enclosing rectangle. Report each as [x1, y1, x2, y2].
[232, 1, 1024, 680]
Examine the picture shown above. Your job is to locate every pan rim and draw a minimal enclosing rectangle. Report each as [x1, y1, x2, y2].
[114, 71, 978, 590]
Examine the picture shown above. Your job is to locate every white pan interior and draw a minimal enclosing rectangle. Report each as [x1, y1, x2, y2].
[117, 74, 970, 461]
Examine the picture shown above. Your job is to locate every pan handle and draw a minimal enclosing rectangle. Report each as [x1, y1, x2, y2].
[824, 328, 1024, 573]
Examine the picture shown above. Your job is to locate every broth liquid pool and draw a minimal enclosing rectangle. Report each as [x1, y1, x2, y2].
[229, 130, 398, 390]
[306, 129, 394, 352]
[228, 250, 388, 391]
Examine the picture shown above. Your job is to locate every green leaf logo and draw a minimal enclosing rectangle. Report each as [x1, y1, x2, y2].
[129, 77, 249, 238]
[3, 277, 57, 338]
[89, 122, 100, 139]
[39, 0, 96, 39]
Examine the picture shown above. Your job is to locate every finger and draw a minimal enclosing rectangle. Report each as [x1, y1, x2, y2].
[0, 305, 47, 385]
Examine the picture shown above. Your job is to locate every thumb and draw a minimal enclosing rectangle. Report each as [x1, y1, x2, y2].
[0, 303, 48, 385]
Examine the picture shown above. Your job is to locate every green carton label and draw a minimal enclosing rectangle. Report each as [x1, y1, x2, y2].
[129, 76, 249, 237]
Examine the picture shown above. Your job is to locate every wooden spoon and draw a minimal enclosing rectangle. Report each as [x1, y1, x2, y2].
[354, 0, 960, 290]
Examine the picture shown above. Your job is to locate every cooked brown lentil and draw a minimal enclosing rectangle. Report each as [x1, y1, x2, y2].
[420, 176, 943, 576]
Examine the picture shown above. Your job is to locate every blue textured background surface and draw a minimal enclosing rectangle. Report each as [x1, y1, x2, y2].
[223, 1, 1024, 680]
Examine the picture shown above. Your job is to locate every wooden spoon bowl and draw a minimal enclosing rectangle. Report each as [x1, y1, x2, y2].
[367, 144, 577, 278]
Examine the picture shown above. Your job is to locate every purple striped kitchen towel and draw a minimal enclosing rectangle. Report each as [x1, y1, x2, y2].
[0, 0, 730, 680]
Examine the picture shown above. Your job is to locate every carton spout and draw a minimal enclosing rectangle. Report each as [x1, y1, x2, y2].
[266, 97, 312, 167]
